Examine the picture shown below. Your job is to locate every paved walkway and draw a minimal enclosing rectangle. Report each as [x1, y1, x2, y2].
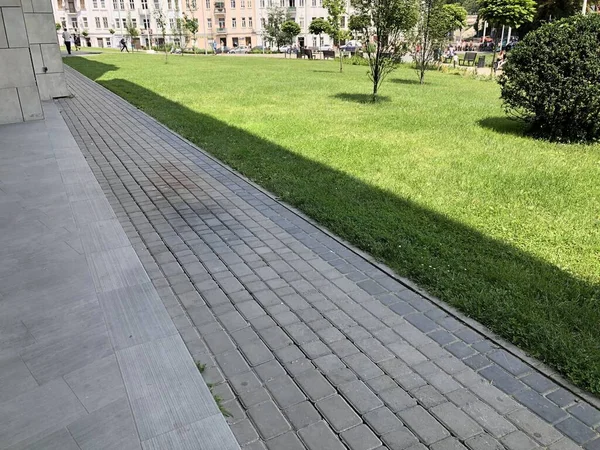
[58, 66, 600, 450]
[0, 103, 238, 449]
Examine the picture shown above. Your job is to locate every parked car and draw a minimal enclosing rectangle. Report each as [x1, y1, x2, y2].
[228, 46, 250, 54]
[340, 40, 362, 52]
[251, 45, 268, 52]
[278, 45, 291, 53]
[215, 45, 231, 54]
[319, 44, 333, 52]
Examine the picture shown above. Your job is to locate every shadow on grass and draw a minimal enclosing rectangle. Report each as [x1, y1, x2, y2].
[332, 93, 391, 104]
[478, 116, 529, 138]
[65, 56, 600, 396]
[390, 78, 424, 85]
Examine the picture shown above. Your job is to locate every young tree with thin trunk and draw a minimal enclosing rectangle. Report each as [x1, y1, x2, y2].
[183, 14, 199, 53]
[309, 17, 331, 48]
[281, 20, 301, 56]
[408, 1, 466, 84]
[265, 6, 289, 49]
[478, 0, 535, 71]
[323, 0, 350, 72]
[350, 0, 419, 100]
[154, 8, 168, 61]
[125, 13, 139, 52]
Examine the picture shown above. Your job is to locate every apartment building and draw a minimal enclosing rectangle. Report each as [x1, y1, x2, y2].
[51, 0, 184, 48]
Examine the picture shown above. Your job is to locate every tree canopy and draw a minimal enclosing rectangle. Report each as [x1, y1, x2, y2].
[478, 0, 536, 28]
[308, 17, 331, 35]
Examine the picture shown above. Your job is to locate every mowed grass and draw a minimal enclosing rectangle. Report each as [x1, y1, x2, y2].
[65, 54, 600, 394]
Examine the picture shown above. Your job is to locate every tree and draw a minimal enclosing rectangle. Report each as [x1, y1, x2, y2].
[409, 1, 466, 84]
[478, 0, 536, 70]
[183, 14, 199, 53]
[309, 17, 331, 38]
[348, 14, 368, 39]
[56, 22, 62, 31]
[265, 6, 289, 49]
[125, 13, 139, 52]
[174, 2, 185, 54]
[324, 0, 351, 72]
[281, 20, 301, 53]
[350, 0, 419, 100]
[154, 8, 168, 61]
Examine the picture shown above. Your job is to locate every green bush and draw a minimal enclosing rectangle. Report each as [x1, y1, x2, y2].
[499, 14, 600, 143]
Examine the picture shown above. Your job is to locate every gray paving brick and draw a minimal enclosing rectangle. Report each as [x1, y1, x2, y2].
[398, 405, 450, 445]
[364, 407, 404, 435]
[326, 367, 359, 386]
[555, 417, 597, 444]
[285, 401, 322, 430]
[430, 437, 468, 450]
[228, 371, 263, 396]
[479, 364, 527, 395]
[568, 402, 600, 427]
[462, 400, 516, 438]
[379, 387, 417, 412]
[428, 330, 458, 346]
[500, 430, 540, 450]
[240, 339, 274, 366]
[339, 380, 384, 414]
[296, 369, 336, 401]
[229, 418, 260, 446]
[316, 394, 362, 432]
[275, 344, 305, 363]
[298, 421, 346, 450]
[285, 322, 318, 345]
[301, 340, 332, 358]
[463, 354, 492, 371]
[330, 339, 360, 357]
[314, 354, 347, 373]
[367, 374, 397, 394]
[266, 431, 306, 450]
[344, 353, 385, 380]
[259, 326, 293, 350]
[380, 428, 419, 450]
[215, 350, 251, 377]
[584, 438, 600, 450]
[464, 434, 504, 450]
[357, 280, 387, 296]
[430, 402, 483, 440]
[248, 400, 291, 440]
[444, 341, 477, 360]
[514, 389, 568, 423]
[412, 385, 447, 409]
[404, 314, 438, 333]
[267, 375, 306, 408]
[341, 424, 382, 450]
[286, 358, 316, 377]
[486, 350, 530, 376]
[356, 338, 395, 363]
[546, 388, 577, 407]
[506, 408, 563, 446]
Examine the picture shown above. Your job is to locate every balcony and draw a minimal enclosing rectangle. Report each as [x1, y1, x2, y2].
[214, 2, 225, 13]
[216, 27, 227, 33]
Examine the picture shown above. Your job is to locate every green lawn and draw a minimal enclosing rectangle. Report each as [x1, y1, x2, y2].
[65, 53, 600, 395]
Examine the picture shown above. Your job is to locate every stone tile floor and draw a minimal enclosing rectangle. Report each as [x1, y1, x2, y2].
[0, 102, 238, 449]
[56, 66, 600, 450]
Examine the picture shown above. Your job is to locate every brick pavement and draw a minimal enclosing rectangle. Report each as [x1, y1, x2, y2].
[58, 66, 600, 450]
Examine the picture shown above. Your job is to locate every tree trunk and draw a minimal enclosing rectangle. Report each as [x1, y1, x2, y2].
[339, 48, 343, 73]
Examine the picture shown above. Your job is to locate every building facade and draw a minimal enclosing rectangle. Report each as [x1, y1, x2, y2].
[50, 0, 350, 50]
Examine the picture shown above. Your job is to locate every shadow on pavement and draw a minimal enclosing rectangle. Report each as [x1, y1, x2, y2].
[64, 56, 600, 395]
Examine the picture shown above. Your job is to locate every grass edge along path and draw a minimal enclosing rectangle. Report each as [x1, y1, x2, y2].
[64, 54, 600, 396]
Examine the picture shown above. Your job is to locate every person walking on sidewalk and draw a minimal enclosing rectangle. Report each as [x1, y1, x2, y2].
[62, 28, 72, 55]
[120, 37, 129, 52]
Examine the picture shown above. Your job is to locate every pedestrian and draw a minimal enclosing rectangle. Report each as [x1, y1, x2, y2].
[120, 37, 129, 52]
[74, 34, 81, 51]
[212, 40, 217, 55]
[62, 27, 72, 55]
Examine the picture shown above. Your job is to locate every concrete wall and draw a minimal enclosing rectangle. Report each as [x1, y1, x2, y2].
[0, 0, 68, 124]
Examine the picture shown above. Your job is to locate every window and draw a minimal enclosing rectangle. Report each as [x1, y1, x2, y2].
[103, 16, 109, 27]
[94, 17, 99, 27]
[132, 18, 137, 27]
[113, 0, 117, 8]
[240, 0, 244, 6]
[340, 16, 345, 27]
[143, 17, 150, 28]
[205, 0, 209, 7]
[290, 0, 295, 5]
[260, 0, 264, 6]
[248, 16, 252, 27]
[260, 18, 265, 27]
[230, 0, 234, 7]
[92, 0, 98, 7]
[82, 17, 88, 27]
[312, 36, 316, 46]
[80, 0, 85, 9]
[218, 17, 224, 27]
[141, 0, 148, 9]
[71, 18, 78, 28]
[298, 0, 303, 5]
[247, 0, 251, 6]
[318, 0, 322, 5]
[119, 0, 124, 8]
[311, 0, 315, 6]
[167, 0, 172, 8]
[241, 16, 246, 26]
[100, 0, 105, 7]
[122, 18, 127, 27]
[231, 17, 236, 27]
[298, 16, 303, 28]
[154, 0, 159, 7]
[130, 0, 135, 8]
[57, 0, 63, 8]
[279, 0, 283, 6]
[207, 17, 212, 27]
[169, 17, 174, 28]
[232, 36, 238, 46]
[61, 18, 67, 27]
[106, 37, 111, 45]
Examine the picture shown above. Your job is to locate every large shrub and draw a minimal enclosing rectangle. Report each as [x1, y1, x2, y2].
[499, 14, 600, 143]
